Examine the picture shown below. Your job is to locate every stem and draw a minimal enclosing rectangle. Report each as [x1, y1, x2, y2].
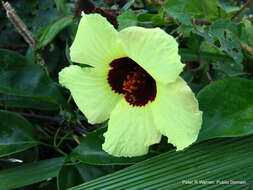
[17, 111, 89, 135]
[75, 0, 118, 29]
[137, 21, 153, 25]
[39, 142, 68, 157]
[200, 0, 208, 19]
[239, 40, 253, 54]
[232, 0, 252, 19]
[218, 6, 221, 18]
[64, 160, 81, 166]
[55, 148, 68, 157]
[1, 1, 49, 73]
[150, 0, 163, 7]
[56, 131, 73, 148]
[0, 44, 27, 50]
[1, 1, 36, 48]
[194, 19, 211, 25]
[53, 127, 62, 147]
[168, 16, 211, 25]
[197, 51, 213, 83]
[17, 112, 63, 123]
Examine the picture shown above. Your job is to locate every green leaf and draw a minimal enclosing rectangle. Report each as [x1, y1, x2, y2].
[65, 42, 73, 65]
[69, 127, 151, 165]
[197, 78, 253, 141]
[179, 48, 233, 62]
[0, 94, 58, 110]
[39, 16, 73, 48]
[39, 181, 57, 190]
[185, 0, 219, 19]
[211, 61, 244, 79]
[208, 20, 242, 64]
[217, 0, 240, 13]
[57, 164, 85, 190]
[68, 136, 253, 190]
[54, 0, 70, 15]
[163, 0, 218, 23]
[163, 0, 192, 26]
[137, 13, 153, 22]
[0, 110, 38, 157]
[244, 19, 253, 47]
[31, 5, 59, 35]
[57, 163, 114, 190]
[0, 49, 69, 109]
[194, 19, 243, 64]
[163, 0, 186, 13]
[151, 9, 166, 27]
[0, 157, 64, 190]
[117, 10, 137, 31]
[121, 0, 135, 11]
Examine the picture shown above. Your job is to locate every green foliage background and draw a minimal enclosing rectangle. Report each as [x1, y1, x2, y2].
[0, 0, 253, 189]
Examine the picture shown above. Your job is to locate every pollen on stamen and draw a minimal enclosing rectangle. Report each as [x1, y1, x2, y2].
[107, 57, 157, 107]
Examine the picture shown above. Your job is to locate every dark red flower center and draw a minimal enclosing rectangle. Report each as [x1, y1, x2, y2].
[107, 57, 156, 107]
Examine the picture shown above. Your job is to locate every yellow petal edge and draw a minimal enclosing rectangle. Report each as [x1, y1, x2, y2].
[119, 26, 184, 84]
[59, 65, 122, 124]
[152, 77, 202, 151]
[70, 13, 126, 69]
[103, 100, 162, 157]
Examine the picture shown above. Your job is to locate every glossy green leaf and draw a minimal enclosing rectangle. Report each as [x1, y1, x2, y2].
[69, 127, 151, 165]
[68, 136, 253, 190]
[197, 78, 253, 141]
[0, 149, 36, 170]
[57, 163, 114, 190]
[39, 16, 73, 48]
[0, 157, 64, 190]
[0, 49, 69, 109]
[117, 10, 137, 31]
[0, 110, 38, 157]
[0, 94, 58, 110]
[39, 181, 58, 190]
[57, 164, 85, 190]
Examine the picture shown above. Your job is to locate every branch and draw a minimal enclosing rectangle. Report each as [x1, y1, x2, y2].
[197, 52, 213, 83]
[75, 0, 118, 28]
[232, 0, 253, 19]
[239, 40, 253, 55]
[1, 1, 36, 48]
[194, 19, 211, 25]
[1, 1, 49, 73]
[17, 112, 63, 123]
[167, 15, 211, 26]
[17, 112, 90, 135]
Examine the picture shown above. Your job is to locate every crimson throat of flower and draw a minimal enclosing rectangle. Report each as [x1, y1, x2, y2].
[108, 57, 157, 107]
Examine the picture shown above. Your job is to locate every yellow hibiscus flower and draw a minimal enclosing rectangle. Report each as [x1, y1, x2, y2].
[59, 13, 202, 157]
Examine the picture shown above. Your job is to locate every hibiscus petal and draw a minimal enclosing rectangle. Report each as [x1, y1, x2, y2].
[152, 77, 202, 150]
[103, 100, 161, 157]
[119, 26, 184, 84]
[70, 13, 126, 69]
[59, 65, 122, 124]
